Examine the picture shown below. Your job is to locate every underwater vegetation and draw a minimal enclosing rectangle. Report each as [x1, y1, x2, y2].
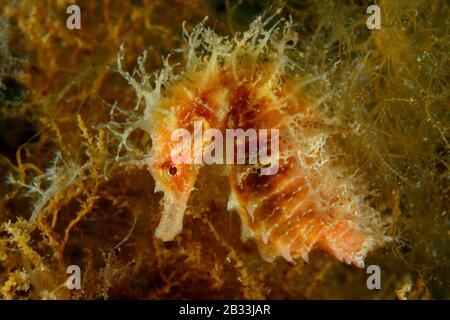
[0, 0, 448, 299]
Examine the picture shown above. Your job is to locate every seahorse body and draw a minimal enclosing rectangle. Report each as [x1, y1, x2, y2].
[119, 14, 388, 267]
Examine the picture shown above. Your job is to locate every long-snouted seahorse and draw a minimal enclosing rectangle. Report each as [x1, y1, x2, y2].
[116, 13, 390, 268]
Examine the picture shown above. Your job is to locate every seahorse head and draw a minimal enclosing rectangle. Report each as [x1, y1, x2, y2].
[146, 120, 199, 241]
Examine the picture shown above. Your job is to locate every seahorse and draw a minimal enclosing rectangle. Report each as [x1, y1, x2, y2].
[115, 13, 389, 267]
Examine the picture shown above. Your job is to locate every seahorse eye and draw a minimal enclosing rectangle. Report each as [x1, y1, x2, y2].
[168, 166, 178, 176]
[161, 161, 177, 176]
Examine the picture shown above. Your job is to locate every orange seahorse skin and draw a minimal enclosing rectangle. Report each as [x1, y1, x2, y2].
[121, 15, 389, 267]
[224, 84, 383, 268]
